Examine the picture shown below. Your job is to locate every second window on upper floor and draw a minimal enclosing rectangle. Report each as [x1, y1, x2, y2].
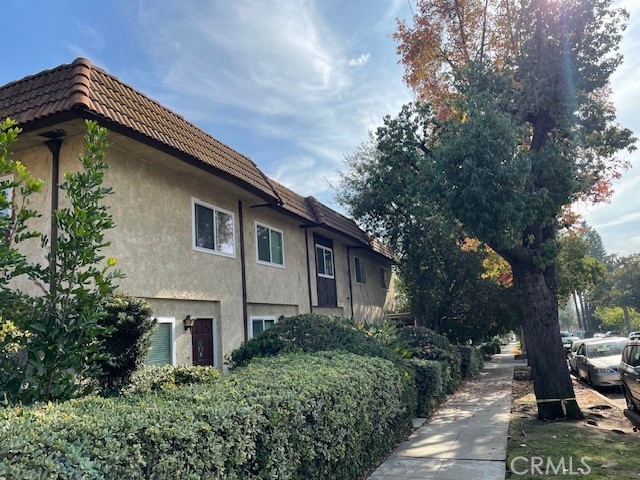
[192, 198, 235, 257]
[316, 244, 334, 278]
[256, 223, 284, 267]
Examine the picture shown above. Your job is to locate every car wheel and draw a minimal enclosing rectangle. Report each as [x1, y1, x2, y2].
[623, 387, 638, 413]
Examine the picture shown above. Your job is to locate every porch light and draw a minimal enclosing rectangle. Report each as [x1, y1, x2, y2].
[183, 315, 196, 331]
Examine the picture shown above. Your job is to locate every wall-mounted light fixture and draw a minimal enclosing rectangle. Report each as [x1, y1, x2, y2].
[183, 315, 196, 331]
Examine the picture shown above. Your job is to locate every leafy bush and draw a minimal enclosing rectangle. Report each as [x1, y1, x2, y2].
[0, 353, 412, 480]
[409, 359, 444, 416]
[229, 313, 402, 368]
[97, 293, 156, 392]
[457, 345, 485, 379]
[397, 326, 462, 392]
[123, 364, 220, 395]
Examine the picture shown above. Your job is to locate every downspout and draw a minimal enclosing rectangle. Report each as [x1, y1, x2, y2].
[45, 138, 63, 295]
[346, 246, 354, 320]
[238, 200, 249, 341]
[304, 227, 314, 313]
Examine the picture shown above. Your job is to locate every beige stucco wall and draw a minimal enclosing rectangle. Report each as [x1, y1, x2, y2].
[9, 124, 395, 368]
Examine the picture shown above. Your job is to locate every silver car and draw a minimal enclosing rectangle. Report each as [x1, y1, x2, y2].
[568, 338, 599, 373]
[575, 338, 628, 387]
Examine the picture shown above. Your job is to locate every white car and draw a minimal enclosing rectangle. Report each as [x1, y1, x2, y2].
[629, 331, 640, 340]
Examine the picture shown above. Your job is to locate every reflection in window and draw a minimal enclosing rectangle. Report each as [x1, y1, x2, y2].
[193, 199, 235, 257]
[257, 223, 284, 266]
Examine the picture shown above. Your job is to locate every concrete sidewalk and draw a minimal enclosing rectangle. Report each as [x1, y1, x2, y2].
[369, 351, 521, 480]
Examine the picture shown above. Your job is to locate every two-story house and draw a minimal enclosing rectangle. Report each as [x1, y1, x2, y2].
[0, 58, 396, 368]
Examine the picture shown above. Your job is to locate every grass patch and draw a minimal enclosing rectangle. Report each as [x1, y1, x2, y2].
[507, 417, 640, 478]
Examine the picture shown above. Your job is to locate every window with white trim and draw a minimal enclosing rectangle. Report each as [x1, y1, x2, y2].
[249, 316, 276, 339]
[192, 198, 235, 257]
[316, 244, 334, 278]
[380, 267, 390, 290]
[256, 223, 284, 266]
[0, 175, 13, 220]
[146, 317, 175, 366]
[354, 257, 366, 284]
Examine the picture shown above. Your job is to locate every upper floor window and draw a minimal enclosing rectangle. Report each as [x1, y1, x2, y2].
[354, 256, 366, 284]
[316, 244, 334, 278]
[192, 198, 235, 257]
[0, 175, 13, 220]
[379, 267, 390, 290]
[256, 223, 284, 267]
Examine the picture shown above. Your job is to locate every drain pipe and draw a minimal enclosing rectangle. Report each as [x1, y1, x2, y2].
[45, 138, 63, 295]
[238, 200, 249, 341]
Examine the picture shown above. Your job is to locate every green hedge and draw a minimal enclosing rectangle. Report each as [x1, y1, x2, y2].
[122, 365, 221, 395]
[457, 345, 485, 379]
[229, 314, 401, 368]
[0, 352, 412, 480]
[408, 359, 444, 417]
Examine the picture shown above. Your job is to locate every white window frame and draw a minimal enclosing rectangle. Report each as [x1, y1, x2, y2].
[192, 197, 236, 258]
[149, 316, 176, 366]
[248, 315, 277, 339]
[0, 174, 13, 219]
[255, 222, 285, 268]
[354, 256, 367, 284]
[316, 244, 335, 279]
[380, 267, 390, 290]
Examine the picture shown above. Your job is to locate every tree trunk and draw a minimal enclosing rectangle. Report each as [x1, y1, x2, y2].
[512, 261, 583, 420]
[572, 291, 583, 330]
[622, 305, 632, 336]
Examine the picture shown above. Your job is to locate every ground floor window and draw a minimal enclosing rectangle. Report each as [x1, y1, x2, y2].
[250, 316, 276, 339]
[146, 318, 174, 365]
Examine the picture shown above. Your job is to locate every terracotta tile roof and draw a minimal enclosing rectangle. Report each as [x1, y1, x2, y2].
[0, 58, 280, 202]
[0, 58, 395, 262]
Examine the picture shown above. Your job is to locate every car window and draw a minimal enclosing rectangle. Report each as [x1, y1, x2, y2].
[586, 340, 626, 359]
[577, 344, 585, 355]
[628, 345, 640, 368]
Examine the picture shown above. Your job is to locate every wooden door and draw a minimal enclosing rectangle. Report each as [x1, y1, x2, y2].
[314, 233, 337, 307]
[191, 318, 214, 366]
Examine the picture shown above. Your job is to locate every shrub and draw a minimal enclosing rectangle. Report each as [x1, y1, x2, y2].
[97, 293, 156, 392]
[457, 345, 485, 379]
[397, 326, 462, 392]
[123, 364, 221, 395]
[409, 359, 444, 416]
[229, 313, 402, 368]
[0, 353, 412, 480]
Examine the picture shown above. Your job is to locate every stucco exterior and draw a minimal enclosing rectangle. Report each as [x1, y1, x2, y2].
[7, 117, 395, 371]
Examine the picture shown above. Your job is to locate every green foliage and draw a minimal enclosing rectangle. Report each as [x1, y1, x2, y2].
[556, 234, 606, 306]
[228, 313, 402, 368]
[408, 359, 443, 417]
[0, 120, 122, 404]
[96, 293, 156, 393]
[0, 353, 412, 480]
[123, 364, 221, 396]
[457, 345, 484, 379]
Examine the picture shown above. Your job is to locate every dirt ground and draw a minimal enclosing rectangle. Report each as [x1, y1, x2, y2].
[511, 366, 636, 435]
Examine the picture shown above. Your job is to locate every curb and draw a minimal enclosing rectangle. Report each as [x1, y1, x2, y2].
[570, 374, 623, 411]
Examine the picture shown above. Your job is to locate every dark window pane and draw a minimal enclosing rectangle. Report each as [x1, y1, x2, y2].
[264, 319, 275, 330]
[257, 225, 271, 262]
[195, 204, 214, 250]
[316, 246, 326, 275]
[215, 210, 234, 255]
[271, 230, 283, 265]
[324, 249, 334, 277]
[355, 257, 366, 283]
[252, 319, 264, 336]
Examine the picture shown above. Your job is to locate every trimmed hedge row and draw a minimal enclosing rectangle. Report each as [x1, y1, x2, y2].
[122, 364, 221, 395]
[457, 345, 485, 379]
[0, 352, 412, 480]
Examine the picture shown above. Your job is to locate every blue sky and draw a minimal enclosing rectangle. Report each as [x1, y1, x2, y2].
[1, 0, 638, 256]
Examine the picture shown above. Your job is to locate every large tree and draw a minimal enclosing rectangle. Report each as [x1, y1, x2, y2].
[342, 0, 635, 420]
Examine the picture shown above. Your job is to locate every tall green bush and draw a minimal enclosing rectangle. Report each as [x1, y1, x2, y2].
[97, 293, 155, 392]
[0, 119, 122, 404]
[457, 345, 484, 378]
[0, 353, 412, 480]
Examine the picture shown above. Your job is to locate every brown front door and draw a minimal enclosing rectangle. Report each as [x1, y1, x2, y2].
[191, 318, 214, 366]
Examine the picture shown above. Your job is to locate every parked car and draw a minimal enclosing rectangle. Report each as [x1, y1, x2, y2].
[575, 338, 628, 387]
[569, 338, 598, 373]
[629, 331, 640, 341]
[619, 340, 640, 412]
[562, 336, 581, 356]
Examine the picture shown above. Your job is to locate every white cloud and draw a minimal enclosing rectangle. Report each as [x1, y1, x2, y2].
[346, 53, 371, 67]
